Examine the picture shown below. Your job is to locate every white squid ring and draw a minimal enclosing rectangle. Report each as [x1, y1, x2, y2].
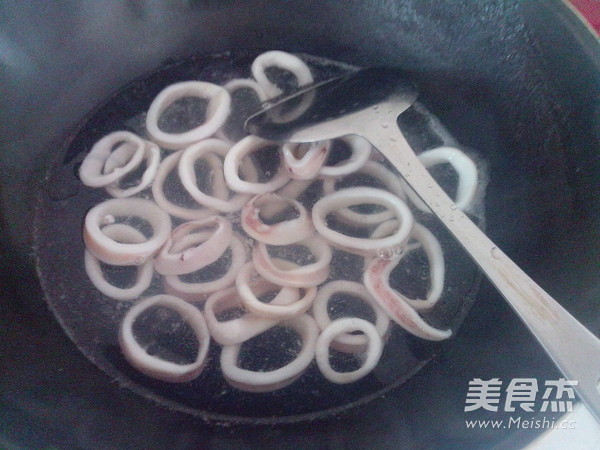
[237, 260, 316, 319]
[370, 221, 445, 310]
[162, 232, 247, 303]
[216, 78, 267, 143]
[364, 256, 451, 341]
[312, 187, 414, 256]
[251, 51, 313, 98]
[79, 131, 146, 188]
[220, 314, 318, 392]
[145, 81, 231, 150]
[179, 138, 258, 212]
[404, 146, 478, 212]
[204, 281, 300, 346]
[103, 140, 161, 198]
[241, 193, 314, 245]
[315, 318, 383, 384]
[281, 141, 331, 180]
[119, 294, 210, 383]
[152, 150, 226, 220]
[223, 136, 289, 194]
[83, 198, 171, 266]
[322, 160, 407, 227]
[252, 237, 332, 287]
[312, 280, 390, 353]
[154, 216, 233, 275]
[84, 224, 153, 300]
[318, 136, 372, 178]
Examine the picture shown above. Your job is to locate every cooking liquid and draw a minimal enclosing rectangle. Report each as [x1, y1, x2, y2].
[33, 52, 488, 423]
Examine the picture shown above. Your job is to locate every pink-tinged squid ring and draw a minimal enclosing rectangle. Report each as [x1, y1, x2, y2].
[315, 318, 383, 384]
[84, 198, 171, 266]
[154, 216, 233, 275]
[312, 187, 414, 256]
[204, 281, 300, 346]
[257, 179, 314, 219]
[252, 237, 332, 288]
[163, 232, 247, 302]
[179, 138, 259, 212]
[84, 224, 154, 301]
[363, 256, 451, 341]
[119, 294, 210, 383]
[145, 81, 231, 150]
[312, 280, 390, 353]
[216, 79, 267, 143]
[251, 50, 313, 98]
[220, 314, 318, 392]
[281, 141, 331, 180]
[322, 160, 407, 227]
[318, 135, 372, 178]
[241, 193, 314, 245]
[223, 136, 289, 194]
[103, 140, 161, 198]
[370, 220, 445, 311]
[79, 131, 146, 188]
[404, 146, 478, 213]
[152, 150, 225, 221]
[237, 260, 316, 319]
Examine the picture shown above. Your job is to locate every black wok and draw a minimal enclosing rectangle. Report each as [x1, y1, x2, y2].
[1, 0, 599, 448]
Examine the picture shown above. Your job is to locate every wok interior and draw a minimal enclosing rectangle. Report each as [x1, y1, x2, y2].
[32, 52, 483, 421]
[1, 1, 598, 448]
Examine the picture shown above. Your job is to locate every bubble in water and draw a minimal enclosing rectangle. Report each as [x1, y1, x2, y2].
[377, 247, 394, 259]
[491, 246, 502, 259]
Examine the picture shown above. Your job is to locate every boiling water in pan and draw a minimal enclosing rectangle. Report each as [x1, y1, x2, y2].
[33, 52, 487, 423]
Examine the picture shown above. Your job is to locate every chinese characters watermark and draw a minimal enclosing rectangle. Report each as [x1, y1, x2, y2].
[464, 378, 579, 430]
[465, 378, 577, 413]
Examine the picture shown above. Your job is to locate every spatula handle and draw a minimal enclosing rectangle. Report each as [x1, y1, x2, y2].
[364, 124, 600, 423]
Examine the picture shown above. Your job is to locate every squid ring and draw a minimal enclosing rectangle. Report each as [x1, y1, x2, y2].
[223, 136, 289, 194]
[364, 256, 451, 341]
[162, 232, 247, 302]
[312, 187, 414, 256]
[83, 198, 171, 266]
[237, 260, 316, 319]
[252, 237, 332, 287]
[312, 280, 390, 353]
[79, 131, 146, 188]
[241, 193, 314, 245]
[104, 140, 161, 198]
[179, 138, 258, 212]
[315, 318, 383, 384]
[256, 179, 314, 220]
[119, 294, 210, 383]
[154, 216, 233, 275]
[152, 150, 225, 221]
[281, 141, 331, 180]
[404, 146, 478, 212]
[84, 224, 154, 300]
[318, 136, 372, 178]
[322, 160, 406, 227]
[251, 50, 313, 98]
[216, 78, 267, 144]
[370, 221, 445, 310]
[204, 281, 300, 346]
[220, 314, 318, 392]
[145, 81, 231, 150]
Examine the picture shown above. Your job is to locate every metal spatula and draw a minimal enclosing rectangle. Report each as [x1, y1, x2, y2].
[245, 67, 600, 422]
